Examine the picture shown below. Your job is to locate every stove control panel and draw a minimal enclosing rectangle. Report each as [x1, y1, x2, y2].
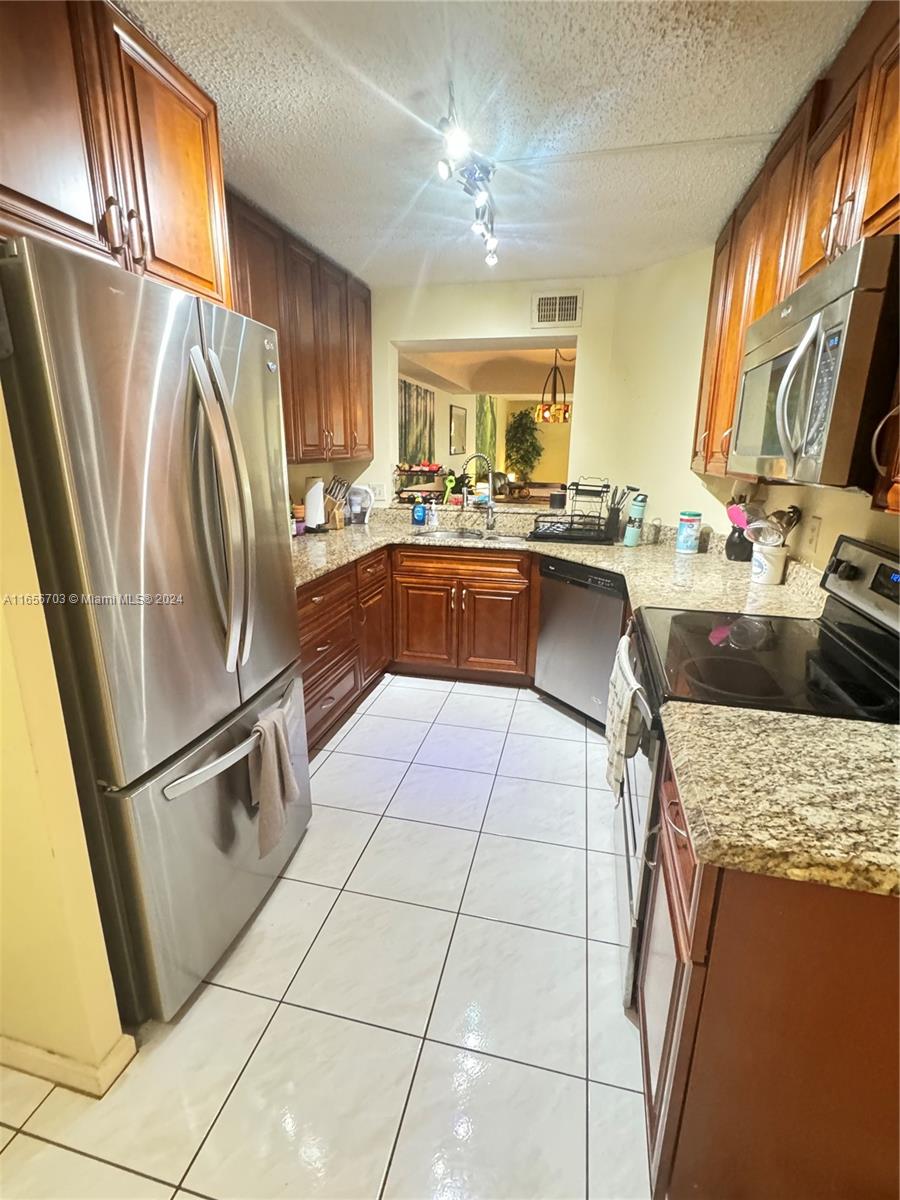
[822, 535, 899, 632]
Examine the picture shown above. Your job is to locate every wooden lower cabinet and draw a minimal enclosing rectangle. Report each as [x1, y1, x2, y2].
[640, 757, 899, 1199]
[392, 576, 457, 668]
[358, 579, 391, 684]
[304, 647, 361, 747]
[391, 547, 534, 679]
[458, 581, 529, 674]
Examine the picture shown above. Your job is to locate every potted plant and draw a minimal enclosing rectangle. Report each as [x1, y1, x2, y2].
[505, 409, 543, 482]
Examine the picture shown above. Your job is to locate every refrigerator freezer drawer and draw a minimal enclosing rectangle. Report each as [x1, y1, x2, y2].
[104, 662, 311, 1021]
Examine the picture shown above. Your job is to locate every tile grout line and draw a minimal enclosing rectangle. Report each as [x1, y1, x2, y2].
[2, 1126, 187, 1192]
[375, 689, 518, 1200]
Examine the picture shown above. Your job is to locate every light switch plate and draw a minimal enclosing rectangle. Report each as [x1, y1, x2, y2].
[370, 482, 387, 501]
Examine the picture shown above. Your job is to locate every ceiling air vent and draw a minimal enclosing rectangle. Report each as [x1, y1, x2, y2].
[531, 290, 583, 329]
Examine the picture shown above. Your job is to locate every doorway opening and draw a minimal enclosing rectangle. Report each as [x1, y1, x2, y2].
[395, 336, 576, 505]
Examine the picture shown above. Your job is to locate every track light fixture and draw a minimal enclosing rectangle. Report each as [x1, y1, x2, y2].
[435, 82, 500, 269]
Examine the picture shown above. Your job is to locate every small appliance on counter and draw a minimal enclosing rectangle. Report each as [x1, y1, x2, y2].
[347, 484, 375, 524]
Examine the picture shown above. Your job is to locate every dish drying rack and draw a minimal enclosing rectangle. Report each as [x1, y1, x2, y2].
[527, 478, 622, 544]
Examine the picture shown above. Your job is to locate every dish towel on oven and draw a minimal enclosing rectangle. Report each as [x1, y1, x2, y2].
[250, 682, 301, 859]
[605, 636, 645, 793]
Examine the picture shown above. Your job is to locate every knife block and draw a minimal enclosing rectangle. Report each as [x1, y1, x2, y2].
[324, 496, 345, 529]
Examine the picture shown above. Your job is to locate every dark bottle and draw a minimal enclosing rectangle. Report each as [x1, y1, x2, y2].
[725, 525, 753, 562]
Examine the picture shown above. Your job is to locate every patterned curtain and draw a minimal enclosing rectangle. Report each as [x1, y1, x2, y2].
[475, 394, 497, 478]
[398, 379, 435, 463]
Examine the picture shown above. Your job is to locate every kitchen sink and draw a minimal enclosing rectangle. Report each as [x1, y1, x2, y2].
[484, 534, 526, 544]
[412, 528, 484, 539]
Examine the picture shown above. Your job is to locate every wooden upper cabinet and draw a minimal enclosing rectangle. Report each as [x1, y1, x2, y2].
[692, 222, 733, 472]
[285, 239, 327, 463]
[795, 72, 868, 284]
[857, 25, 900, 237]
[752, 91, 819, 317]
[317, 259, 352, 459]
[95, 2, 231, 304]
[0, 1, 121, 259]
[228, 194, 295, 458]
[347, 277, 374, 459]
[705, 180, 764, 476]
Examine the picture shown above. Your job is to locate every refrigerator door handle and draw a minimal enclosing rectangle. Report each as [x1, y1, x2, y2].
[162, 729, 261, 800]
[189, 346, 244, 673]
[206, 348, 257, 667]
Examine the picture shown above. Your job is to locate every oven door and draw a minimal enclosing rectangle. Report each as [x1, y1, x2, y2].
[615, 625, 663, 1009]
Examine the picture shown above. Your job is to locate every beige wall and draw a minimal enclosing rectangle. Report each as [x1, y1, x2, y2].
[364, 258, 731, 529]
[0, 401, 133, 1094]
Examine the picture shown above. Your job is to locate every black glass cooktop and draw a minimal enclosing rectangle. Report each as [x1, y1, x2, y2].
[637, 606, 898, 723]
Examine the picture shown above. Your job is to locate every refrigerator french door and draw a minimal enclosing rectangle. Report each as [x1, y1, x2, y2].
[0, 237, 309, 1022]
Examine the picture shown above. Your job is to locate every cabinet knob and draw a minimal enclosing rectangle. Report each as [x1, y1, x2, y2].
[315, 641, 331, 653]
[127, 211, 146, 264]
[310, 595, 324, 604]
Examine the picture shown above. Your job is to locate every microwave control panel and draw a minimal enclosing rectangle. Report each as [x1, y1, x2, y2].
[804, 326, 843, 456]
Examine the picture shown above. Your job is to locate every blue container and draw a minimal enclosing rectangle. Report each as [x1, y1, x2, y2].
[411, 500, 427, 526]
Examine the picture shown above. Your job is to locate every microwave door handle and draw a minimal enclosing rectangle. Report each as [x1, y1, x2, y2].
[189, 347, 244, 673]
[206, 349, 257, 667]
[775, 314, 820, 466]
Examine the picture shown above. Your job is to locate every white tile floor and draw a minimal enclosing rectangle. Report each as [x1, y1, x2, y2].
[0, 674, 650, 1200]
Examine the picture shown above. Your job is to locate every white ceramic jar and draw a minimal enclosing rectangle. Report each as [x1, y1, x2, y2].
[751, 543, 788, 585]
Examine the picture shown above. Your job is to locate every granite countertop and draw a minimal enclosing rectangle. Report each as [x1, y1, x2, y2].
[291, 520, 896, 898]
[662, 703, 900, 896]
[291, 521, 825, 618]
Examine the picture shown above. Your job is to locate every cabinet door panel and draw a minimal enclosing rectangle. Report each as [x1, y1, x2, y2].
[692, 222, 732, 472]
[706, 181, 765, 475]
[347, 277, 373, 459]
[393, 576, 456, 667]
[0, 2, 118, 257]
[317, 259, 351, 459]
[286, 239, 327, 462]
[753, 91, 817, 317]
[796, 76, 867, 284]
[98, 4, 231, 302]
[859, 28, 899, 237]
[459, 581, 529, 674]
[359, 581, 391, 684]
[228, 195, 294, 459]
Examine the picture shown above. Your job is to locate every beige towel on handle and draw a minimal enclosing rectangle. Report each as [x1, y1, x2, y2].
[605, 636, 646, 793]
[249, 682, 302, 859]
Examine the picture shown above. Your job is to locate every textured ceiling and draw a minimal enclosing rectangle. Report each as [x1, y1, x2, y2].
[399, 347, 576, 394]
[125, 0, 866, 287]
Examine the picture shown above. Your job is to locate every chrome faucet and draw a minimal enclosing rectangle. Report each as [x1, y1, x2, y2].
[461, 453, 496, 530]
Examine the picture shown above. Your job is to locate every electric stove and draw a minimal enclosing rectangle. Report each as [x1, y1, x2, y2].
[634, 535, 898, 724]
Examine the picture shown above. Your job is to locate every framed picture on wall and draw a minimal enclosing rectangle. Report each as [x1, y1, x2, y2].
[450, 405, 467, 455]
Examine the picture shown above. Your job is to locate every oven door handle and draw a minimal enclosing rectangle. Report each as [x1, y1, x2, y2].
[617, 633, 654, 728]
[775, 313, 820, 468]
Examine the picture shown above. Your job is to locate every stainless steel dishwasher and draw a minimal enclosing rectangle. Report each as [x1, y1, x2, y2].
[534, 558, 627, 724]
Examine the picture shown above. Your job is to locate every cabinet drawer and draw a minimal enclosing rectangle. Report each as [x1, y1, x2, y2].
[304, 647, 361, 744]
[297, 566, 356, 635]
[299, 608, 357, 678]
[356, 548, 389, 593]
[392, 546, 530, 581]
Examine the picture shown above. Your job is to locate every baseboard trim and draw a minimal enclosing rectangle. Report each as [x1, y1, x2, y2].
[0, 1032, 136, 1098]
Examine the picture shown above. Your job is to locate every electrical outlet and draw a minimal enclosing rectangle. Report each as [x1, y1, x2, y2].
[370, 482, 387, 502]
[804, 515, 822, 557]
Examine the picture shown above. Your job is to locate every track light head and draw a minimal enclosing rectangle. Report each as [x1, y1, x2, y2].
[473, 188, 489, 207]
[444, 125, 470, 161]
[485, 234, 498, 253]
[485, 250, 498, 267]
[437, 158, 452, 182]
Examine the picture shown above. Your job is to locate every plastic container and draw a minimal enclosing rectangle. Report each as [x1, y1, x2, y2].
[675, 511, 702, 554]
[623, 493, 648, 547]
[751, 543, 788, 585]
[411, 500, 427, 526]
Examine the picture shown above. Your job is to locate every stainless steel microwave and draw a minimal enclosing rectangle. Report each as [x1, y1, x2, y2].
[729, 235, 897, 485]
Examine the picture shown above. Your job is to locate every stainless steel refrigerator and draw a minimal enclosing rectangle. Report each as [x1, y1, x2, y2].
[0, 237, 311, 1023]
